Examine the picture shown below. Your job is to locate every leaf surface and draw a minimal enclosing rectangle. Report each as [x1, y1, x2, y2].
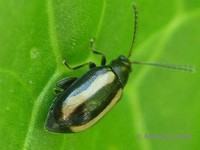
[0, 0, 199, 149]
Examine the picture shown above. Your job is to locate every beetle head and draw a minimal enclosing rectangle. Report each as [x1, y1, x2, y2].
[110, 55, 132, 72]
[110, 55, 132, 87]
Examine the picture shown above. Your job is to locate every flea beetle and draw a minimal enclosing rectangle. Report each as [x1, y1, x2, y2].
[45, 5, 193, 133]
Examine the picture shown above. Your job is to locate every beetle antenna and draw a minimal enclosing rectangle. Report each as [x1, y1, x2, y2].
[132, 61, 195, 72]
[127, 4, 138, 58]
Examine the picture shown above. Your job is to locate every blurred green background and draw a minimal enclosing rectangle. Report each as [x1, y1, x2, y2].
[0, 0, 199, 150]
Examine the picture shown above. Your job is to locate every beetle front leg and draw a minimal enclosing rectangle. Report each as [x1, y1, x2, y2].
[90, 38, 106, 65]
[54, 77, 77, 95]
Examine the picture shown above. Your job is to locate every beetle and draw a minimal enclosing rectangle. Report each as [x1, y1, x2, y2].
[45, 5, 193, 133]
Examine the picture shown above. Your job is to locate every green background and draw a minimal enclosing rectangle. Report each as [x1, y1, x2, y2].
[0, 0, 199, 149]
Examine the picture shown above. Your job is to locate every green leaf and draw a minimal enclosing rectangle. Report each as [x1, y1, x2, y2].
[0, 0, 199, 150]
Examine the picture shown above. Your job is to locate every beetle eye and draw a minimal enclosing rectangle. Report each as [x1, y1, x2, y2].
[118, 55, 130, 66]
[122, 60, 129, 66]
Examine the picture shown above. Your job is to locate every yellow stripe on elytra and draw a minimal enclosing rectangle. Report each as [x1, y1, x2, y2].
[62, 71, 115, 120]
[70, 88, 122, 132]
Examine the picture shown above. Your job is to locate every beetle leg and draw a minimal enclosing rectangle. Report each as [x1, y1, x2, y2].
[53, 88, 63, 95]
[54, 77, 77, 95]
[56, 77, 77, 89]
[63, 59, 96, 70]
[90, 38, 106, 65]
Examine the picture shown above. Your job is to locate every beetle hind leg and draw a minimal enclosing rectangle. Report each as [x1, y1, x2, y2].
[54, 77, 77, 95]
